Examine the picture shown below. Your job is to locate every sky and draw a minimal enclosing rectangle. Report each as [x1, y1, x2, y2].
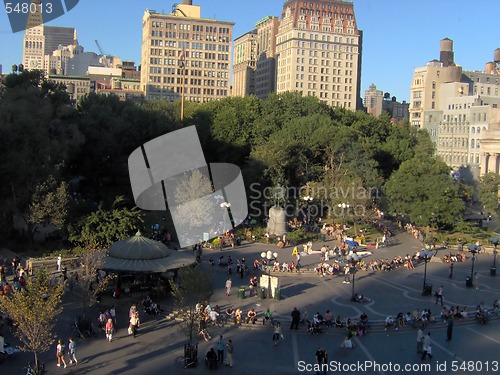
[0, 0, 498, 102]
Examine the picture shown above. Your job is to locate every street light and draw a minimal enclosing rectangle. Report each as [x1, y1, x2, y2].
[220, 202, 231, 232]
[467, 245, 479, 287]
[337, 203, 350, 227]
[303, 195, 313, 227]
[261, 250, 278, 298]
[420, 249, 434, 296]
[489, 237, 499, 276]
[346, 252, 360, 301]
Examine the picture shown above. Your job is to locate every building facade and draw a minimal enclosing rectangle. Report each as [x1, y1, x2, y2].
[140, 1, 234, 101]
[233, 30, 257, 97]
[47, 74, 91, 103]
[255, 16, 280, 98]
[410, 39, 500, 178]
[275, 0, 362, 110]
[364, 83, 383, 117]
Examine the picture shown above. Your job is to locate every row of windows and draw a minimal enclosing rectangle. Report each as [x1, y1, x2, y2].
[149, 76, 228, 86]
[149, 54, 229, 65]
[153, 22, 230, 35]
[439, 153, 479, 165]
[151, 30, 230, 42]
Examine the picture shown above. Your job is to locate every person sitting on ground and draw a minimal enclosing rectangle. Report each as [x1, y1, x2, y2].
[263, 309, 273, 325]
[313, 312, 325, 325]
[334, 315, 343, 328]
[396, 312, 405, 329]
[225, 306, 235, 322]
[384, 315, 394, 330]
[234, 308, 242, 325]
[246, 308, 258, 324]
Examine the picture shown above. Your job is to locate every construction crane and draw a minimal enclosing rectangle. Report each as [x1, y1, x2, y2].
[95, 40, 110, 68]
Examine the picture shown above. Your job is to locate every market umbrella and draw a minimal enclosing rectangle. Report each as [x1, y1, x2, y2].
[467, 244, 480, 252]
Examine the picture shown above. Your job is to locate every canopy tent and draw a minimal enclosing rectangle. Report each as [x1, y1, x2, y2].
[103, 232, 195, 273]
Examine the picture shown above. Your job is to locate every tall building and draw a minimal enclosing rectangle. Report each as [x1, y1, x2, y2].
[22, 1, 75, 71]
[255, 16, 279, 98]
[410, 39, 500, 178]
[140, 0, 234, 101]
[364, 83, 383, 117]
[275, 0, 363, 110]
[233, 30, 257, 97]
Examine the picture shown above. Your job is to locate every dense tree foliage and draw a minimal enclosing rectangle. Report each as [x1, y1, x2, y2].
[0, 71, 471, 242]
[478, 172, 500, 216]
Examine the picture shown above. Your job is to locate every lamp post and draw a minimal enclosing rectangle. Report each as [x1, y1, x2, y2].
[261, 251, 278, 298]
[420, 250, 434, 296]
[346, 253, 360, 301]
[303, 195, 313, 227]
[220, 202, 231, 232]
[338, 203, 350, 228]
[490, 237, 499, 276]
[469, 248, 478, 287]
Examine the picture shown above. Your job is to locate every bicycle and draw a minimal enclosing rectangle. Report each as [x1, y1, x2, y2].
[24, 362, 46, 375]
[175, 343, 198, 369]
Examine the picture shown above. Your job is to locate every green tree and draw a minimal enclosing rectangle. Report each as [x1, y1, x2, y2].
[0, 269, 63, 368]
[173, 169, 215, 230]
[68, 196, 144, 248]
[478, 172, 500, 216]
[25, 176, 70, 242]
[169, 266, 213, 344]
[384, 154, 464, 228]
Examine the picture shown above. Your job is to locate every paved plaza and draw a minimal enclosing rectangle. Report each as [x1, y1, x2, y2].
[2, 222, 500, 375]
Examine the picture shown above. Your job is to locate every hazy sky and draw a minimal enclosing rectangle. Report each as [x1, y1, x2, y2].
[0, 0, 498, 102]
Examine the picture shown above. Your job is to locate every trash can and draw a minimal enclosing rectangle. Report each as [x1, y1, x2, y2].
[238, 287, 245, 299]
[465, 276, 473, 287]
[258, 287, 266, 299]
[274, 287, 281, 300]
[422, 284, 432, 296]
[491, 267, 496, 276]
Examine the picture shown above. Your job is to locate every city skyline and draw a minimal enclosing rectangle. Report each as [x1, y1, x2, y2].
[0, 0, 498, 102]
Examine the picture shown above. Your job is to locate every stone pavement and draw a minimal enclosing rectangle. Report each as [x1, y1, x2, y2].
[2, 222, 500, 375]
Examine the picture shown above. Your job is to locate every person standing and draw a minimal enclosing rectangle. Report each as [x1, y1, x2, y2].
[273, 322, 282, 346]
[421, 332, 433, 360]
[110, 305, 117, 327]
[343, 265, 351, 284]
[217, 335, 225, 364]
[435, 286, 444, 306]
[315, 347, 328, 375]
[56, 255, 62, 272]
[68, 338, 78, 365]
[129, 311, 140, 338]
[225, 278, 232, 296]
[416, 327, 424, 353]
[226, 339, 234, 368]
[449, 262, 454, 278]
[446, 319, 454, 341]
[290, 307, 300, 330]
[56, 339, 67, 368]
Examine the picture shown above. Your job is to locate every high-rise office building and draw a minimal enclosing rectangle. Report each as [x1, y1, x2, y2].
[233, 30, 257, 97]
[275, 0, 363, 110]
[255, 16, 279, 98]
[22, 0, 75, 71]
[140, 0, 234, 101]
[364, 83, 383, 117]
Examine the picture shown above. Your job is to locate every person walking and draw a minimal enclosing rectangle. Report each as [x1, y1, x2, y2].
[217, 335, 225, 364]
[225, 278, 232, 296]
[449, 262, 454, 278]
[421, 332, 433, 360]
[273, 322, 282, 346]
[68, 338, 78, 365]
[105, 318, 114, 342]
[435, 286, 444, 306]
[416, 327, 424, 353]
[446, 319, 454, 341]
[315, 347, 328, 375]
[225, 339, 234, 368]
[343, 265, 351, 284]
[129, 311, 140, 338]
[290, 307, 300, 330]
[56, 339, 67, 368]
